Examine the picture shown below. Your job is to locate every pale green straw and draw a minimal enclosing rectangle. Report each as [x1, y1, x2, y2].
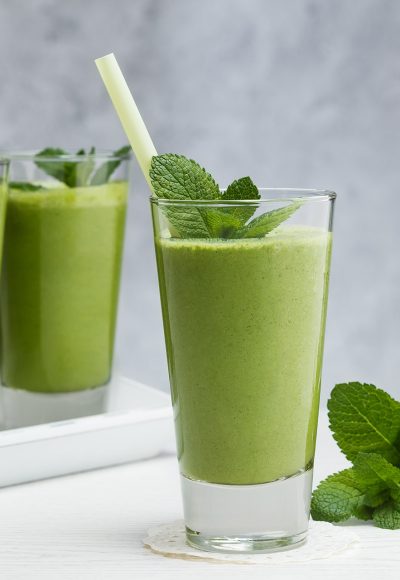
[95, 53, 157, 192]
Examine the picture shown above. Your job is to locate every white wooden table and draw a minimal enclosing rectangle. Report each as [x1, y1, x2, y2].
[0, 413, 399, 579]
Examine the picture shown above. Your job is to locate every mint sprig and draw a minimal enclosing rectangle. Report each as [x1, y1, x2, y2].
[9, 182, 44, 192]
[150, 154, 300, 239]
[90, 145, 131, 186]
[35, 147, 93, 187]
[11, 146, 131, 190]
[150, 154, 220, 238]
[328, 382, 400, 465]
[310, 468, 367, 523]
[235, 203, 302, 238]
[311, 383, 400, 529]
[373, 503, 400, 529]
[221, 177, 260, 226]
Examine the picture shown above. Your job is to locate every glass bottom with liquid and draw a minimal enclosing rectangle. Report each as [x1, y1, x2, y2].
[181, 467, 313, 553]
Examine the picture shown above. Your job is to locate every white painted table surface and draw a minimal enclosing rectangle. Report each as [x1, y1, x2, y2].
[0, 412, 399, 580]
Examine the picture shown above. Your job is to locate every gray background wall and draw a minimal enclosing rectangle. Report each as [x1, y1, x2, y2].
[0, 0, 399, 402]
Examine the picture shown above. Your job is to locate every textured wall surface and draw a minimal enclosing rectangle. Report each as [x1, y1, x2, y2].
[0, 0, 399, 401]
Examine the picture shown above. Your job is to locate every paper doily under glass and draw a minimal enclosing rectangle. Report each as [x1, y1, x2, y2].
[143, 520, 359, 564]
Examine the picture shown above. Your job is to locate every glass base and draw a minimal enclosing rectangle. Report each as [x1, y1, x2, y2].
[1, 383, 109, 429]
[186, 528, 307, 553]
[181, 467, 313, 554]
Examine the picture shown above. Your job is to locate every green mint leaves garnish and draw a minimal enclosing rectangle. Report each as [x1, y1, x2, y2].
[221, 177, 260, 226]
[328, 382, 400, 465]
[311, 383, 400, 529]
[311, 468, 368, 523]
[90, 145, 131, 186]
[373, 503, 400, 529]
[9, 182, 44, 192]
[235, 203, 302, 238]
[149, 154, 220, 238]
[35, 146, 130, 187]
[10, 146, 130, 191]
[35, 147, 94, 187]
[149, 153, 220, 202]
[150, 153, 300, 239]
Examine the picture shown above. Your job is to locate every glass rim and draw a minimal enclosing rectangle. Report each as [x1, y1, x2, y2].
[0, 149, 131, 162]
[150, 188, 336, 206]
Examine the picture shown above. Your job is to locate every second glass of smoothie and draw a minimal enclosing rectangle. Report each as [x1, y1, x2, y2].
[0, 150, 130, 428]
[151, 189, 335, 552]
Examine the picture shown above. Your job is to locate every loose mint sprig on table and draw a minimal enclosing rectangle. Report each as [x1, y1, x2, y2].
[311, 383, 400, 529]
[10, 145, 130, 190]
[149, 154, 300, 239]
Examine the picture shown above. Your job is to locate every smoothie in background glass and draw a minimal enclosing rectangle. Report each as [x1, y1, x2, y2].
[0, 149, 130, 428]
[151, 189, 335, 552]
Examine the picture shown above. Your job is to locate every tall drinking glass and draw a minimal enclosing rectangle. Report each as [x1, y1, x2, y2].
[151, 189, 335, 552]
[0, 151, 130, 428]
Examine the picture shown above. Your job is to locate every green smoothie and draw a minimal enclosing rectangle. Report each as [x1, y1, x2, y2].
[156, 226, 331, 485]
[0, 182, 127, 393]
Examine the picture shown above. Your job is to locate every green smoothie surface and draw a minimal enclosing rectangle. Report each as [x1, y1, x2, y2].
[156, 226, 331, 485]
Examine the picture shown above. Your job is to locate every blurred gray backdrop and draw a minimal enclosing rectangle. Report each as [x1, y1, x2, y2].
[0, 0, 399, 402]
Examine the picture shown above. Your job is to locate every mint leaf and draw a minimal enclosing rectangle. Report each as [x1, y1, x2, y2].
[161, 205, 210, 238]
[204, 177, 261, 237]
[328, 383, 400, 465]
[75, 146, 96, 185]
[91, 145, 131, 186]
[234, 202, 301, 239]
[221, 177, 260, 225]
[223, 176, 259, 202]
[352, 504, 374, 521]
[35, 147, 96, 187]
[35, 148, 73, 186]
[9, 181, 44, 192]
[354, 453, 400, 504]
[150, 154, 300, 239]
[313, 383, 400, 529]
[311, 468, 366, 522]
[150, 154, 220, 238]
[150, 154, 220, 202]
[203, 208, 242, 238]
[373, 503, 400, 530]
[35, 146, 126, 188]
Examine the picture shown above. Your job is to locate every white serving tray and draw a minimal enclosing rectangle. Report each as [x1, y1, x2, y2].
[0, 377, 175, 487]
